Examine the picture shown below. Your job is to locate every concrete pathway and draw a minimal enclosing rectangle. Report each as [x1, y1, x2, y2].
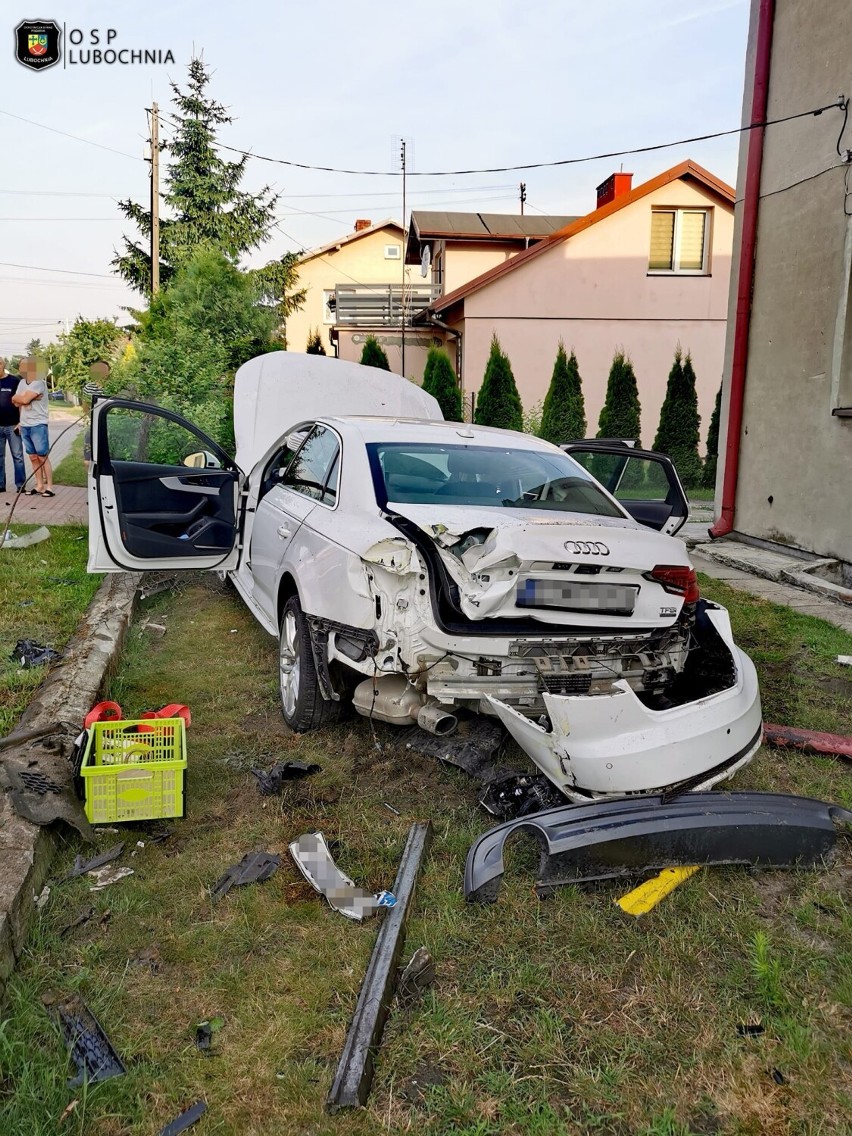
[1, 409, 87, 527]
[693, 549, 852, 634]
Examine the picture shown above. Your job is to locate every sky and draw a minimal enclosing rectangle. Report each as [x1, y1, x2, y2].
[0, 0, 750, 355]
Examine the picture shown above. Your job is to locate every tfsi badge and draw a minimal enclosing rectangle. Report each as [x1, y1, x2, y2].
[14, 19, 61, 70]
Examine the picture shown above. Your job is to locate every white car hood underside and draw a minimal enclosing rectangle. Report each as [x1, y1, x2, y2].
[233, 352, 443, 472]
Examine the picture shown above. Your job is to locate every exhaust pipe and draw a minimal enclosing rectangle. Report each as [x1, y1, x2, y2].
[417, 703, 458, 736]
[352, 675, 457, 735]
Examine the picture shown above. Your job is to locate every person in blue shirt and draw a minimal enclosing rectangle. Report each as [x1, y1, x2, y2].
[0, 357, 27, 496]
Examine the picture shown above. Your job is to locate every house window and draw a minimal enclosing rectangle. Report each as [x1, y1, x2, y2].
[322, 290, 335, 324]
[384, 244, 401, 260]
[649, 209, 710, 274]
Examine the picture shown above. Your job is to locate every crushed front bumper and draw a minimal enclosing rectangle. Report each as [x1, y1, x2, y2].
[487, 608, 762, 800]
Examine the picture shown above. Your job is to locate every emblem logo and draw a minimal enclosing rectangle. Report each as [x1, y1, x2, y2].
[564, 540, 609, 556]
[14, 19, 61, 70]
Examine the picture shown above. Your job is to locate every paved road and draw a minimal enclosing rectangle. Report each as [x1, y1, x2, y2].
[1, 408, 88, 526]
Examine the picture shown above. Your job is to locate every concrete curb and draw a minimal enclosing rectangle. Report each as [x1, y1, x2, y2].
[700, 542, 852, 606]
[0, 570, 141, 1010]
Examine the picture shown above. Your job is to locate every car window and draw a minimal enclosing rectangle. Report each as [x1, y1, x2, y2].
[282, 425, 339, 505]
[102, 404, 222, 467]
[572, 452, 673, 503]
[367, 442, 624, 518]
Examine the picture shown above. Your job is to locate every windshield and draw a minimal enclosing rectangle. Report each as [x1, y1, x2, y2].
[367, 442, 624, 517]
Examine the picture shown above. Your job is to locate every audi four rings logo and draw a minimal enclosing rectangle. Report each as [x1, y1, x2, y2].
[564, 540, 610, 555]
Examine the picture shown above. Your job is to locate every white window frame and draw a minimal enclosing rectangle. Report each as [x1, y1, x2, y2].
[384, 244, 401, 260]
[322, 289, 335, 324]
[648, 208, 711, 276]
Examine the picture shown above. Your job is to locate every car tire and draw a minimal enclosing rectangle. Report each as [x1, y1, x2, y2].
[279, 594, 342, 733]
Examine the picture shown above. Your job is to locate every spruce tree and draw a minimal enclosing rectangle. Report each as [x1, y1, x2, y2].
[306, 328, 326, 355]
[422, 346, 462, 420]
[596, 351, 641, 444]
[540, 342, 586, 443]
[474, 335, 523, 431]
[360, 335, 391, 370]
[653, 348, 702, 487]
[702, 383, 722, 489]
[114, 57, 279, 294]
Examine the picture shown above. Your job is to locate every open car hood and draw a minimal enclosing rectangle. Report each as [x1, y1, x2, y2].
[233, 352, 443, 472]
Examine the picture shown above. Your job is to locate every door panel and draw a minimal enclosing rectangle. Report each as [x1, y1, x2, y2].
[563, 444, 689, 535]
[90, 400, 243, 572]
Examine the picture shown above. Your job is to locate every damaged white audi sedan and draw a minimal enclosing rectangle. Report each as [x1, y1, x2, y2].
[88, 352, 762, 801]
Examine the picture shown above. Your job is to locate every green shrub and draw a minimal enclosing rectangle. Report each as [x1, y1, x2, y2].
[422, 346, 462, 420]
[653, 348, 702, 487]
[474, 335, 523, 431]
[540, 342, 586, 443]
[360, 335, 390, 370]
[597, 351, 641, 444]
[703, 383, 722, 489]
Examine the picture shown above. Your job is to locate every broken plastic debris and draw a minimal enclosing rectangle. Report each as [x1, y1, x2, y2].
[250, 760, 321, 795]
[399, 947, 435, 999]
[47, 992, 126, 1088]
[60, 907, 95, 937]
[737, 1021, 765, 1036]
[61, 842, 125, 883]
[210, 850, 281, 901]
[837, 655, 852, 666]
[157, 1100, 208, 1136]
[195, 1015, 224, 1054]
[10, 639, 61, 668]
[34, 885, 51, 910]
[1, 525, 51, 550]
[615, 865, 701, 917]
[289, 831, 395, 921]
[89, 865, 134, 891]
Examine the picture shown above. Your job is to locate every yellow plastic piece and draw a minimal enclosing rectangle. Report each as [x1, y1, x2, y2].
[80, 718, 187, 824]
[615, 865, 701, 917]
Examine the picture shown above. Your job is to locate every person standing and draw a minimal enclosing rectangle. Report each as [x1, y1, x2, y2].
[12, 356, 54, 497]
[0, 357, 27, 496]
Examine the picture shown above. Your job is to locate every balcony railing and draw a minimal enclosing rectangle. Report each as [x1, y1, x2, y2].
[332, 283, 441, 327]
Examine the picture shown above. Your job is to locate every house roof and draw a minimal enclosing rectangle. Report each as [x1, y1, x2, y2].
[406, 211, 577, 263]
[427, 161, 735, 315]
[299, 218, 402, 263]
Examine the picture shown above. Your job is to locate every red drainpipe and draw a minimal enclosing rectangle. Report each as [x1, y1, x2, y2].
[710, 0, 775, 538]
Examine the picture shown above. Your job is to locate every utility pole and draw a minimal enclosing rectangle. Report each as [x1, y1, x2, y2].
[519, 182, 527, 215]
[150, 102, 160, 295]
[400, 137, 407, 379]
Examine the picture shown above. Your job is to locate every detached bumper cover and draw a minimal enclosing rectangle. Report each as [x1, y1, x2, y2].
[464, 791, 852, 902]
[488, 608, 762, 798]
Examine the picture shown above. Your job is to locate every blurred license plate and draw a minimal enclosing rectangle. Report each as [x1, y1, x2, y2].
[516, 579, 638, 614]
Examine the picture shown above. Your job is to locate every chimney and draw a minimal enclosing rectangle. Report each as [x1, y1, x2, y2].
[595, 172, 633, 209]
[354, 218, 372, 231]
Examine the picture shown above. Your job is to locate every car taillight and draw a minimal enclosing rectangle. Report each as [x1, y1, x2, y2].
[647, 564, 700, 603]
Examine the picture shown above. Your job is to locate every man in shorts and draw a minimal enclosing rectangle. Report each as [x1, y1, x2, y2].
[12, 356, 54, 497]
[0, 357, 26, 496]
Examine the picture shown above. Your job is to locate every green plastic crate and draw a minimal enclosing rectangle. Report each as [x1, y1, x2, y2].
[80, 718, 187, 824]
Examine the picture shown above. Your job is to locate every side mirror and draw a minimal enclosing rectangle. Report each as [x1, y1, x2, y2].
[183, 450, 222, 470]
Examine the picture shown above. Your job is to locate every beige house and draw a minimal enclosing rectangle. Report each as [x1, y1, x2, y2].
[415, 162, 735, 446]
[285, 219, 407, 356]
[711, 0, 852, 568]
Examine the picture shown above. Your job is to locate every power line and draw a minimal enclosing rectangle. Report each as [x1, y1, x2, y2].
[158, 99, 844, 177]
[0, 260, 115, 279]
[0, 108, 143, 161]
[0, 189, 122, 198]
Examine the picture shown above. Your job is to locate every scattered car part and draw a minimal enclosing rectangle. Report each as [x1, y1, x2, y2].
[18, 769, 61, 794]
[60, 906, 95, 937]
[1, 525, 51, 550]
[478, 772, 565, 819]
[60, 842, 125, 883]
[89, 866, 134, 891]
[140, 576, 178, 602]
[464, 792, 852, 903]
[615, 865, 701, 917]
[157, 1100, 207, 1136]
[399, 947, 435, 1000]
[383, 802, 401, 816]
[289, 832, 396, 921]
[34, 885, 51, 910]
[0, 720, 64, 751]
[210, 851, 281, 901]
[763, 723, 852, 760]
[836, 655, 852, 667]
[10, 639, 61, 668]
[327, 821, 432, 1111]
[195, 1015, 224, 1054]
[48, 992, 126, 1088]
[737, 1021, 765, 1037]
[250, 760, 321, 795]
[405, 717, 510, 784]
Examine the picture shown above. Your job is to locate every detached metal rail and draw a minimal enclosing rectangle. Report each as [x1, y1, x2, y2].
[327, 821, 432, 1111]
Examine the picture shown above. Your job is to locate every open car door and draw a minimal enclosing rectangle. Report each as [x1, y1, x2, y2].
[562, 442, 689, 536]
[88, 400, 244, 572]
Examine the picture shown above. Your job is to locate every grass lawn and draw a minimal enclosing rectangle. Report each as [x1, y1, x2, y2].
[53, 433, 88, 488]
[1, 575, 850, 1135]
[0, 525, 102, 735]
